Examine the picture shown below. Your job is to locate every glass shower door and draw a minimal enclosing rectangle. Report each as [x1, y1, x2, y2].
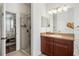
[20, 14, 31, 55]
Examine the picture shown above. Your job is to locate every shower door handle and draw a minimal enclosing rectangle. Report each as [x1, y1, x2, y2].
[1, 37, 7, 40]
[27, 29, 29, 32]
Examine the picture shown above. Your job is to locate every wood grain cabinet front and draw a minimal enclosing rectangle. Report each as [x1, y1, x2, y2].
[53, 39, 73, 56]
[41, 36, 52, 55]
[53, 41, 69, 56]
[41, 36, 73, 56]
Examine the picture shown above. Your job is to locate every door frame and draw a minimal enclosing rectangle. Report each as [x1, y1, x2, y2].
[20, 13, 31, 55]
[0, 3, 5, 56]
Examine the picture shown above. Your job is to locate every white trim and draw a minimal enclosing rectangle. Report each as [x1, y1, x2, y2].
[31, 4, 33, 56]
[2, 4, 6, 56]
[16, 13, 20, 51]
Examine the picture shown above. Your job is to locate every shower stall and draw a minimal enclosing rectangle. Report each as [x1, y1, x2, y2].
[20, 4, 31, 55]
[20, 13, 31, 55]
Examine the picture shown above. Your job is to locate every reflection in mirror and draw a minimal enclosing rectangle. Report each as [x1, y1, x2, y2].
[6, 12, 16, 39]
[41, 7, 74, 34]
[6, 11, 16, 54]
[49, 7, 74, 34]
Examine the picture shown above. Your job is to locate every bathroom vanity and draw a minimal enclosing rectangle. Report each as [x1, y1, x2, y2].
[6, 38, 16, 54]
[41, 32, 74, 56]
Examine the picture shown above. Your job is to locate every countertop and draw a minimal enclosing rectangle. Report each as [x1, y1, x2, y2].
[41, 32, 74, 41]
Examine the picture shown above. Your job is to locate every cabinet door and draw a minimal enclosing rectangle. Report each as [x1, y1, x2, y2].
[54, 42, 68, 56]
[53, 39, 73, 56]
[41, 36, 51, 55]
[44, 38, 51, 55]
[41, 36, 45, 53]
[51, 38, 54, 56]
[67, 41, 73, 56]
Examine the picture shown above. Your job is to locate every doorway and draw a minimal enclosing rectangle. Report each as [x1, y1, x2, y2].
[5, 11, 16, 54]
[20, 13, 31, 55]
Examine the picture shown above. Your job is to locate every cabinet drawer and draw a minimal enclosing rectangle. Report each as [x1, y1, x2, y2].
[44, 42, 52, 55]
[54, 39, 73, 45]
[41, 36, 51, 43]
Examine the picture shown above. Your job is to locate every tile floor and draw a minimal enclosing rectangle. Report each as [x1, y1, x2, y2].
[6, 50, 46, 56]
[6, 50, 29, 56]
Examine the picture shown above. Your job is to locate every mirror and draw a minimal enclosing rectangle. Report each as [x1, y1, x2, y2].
[6, 12, 16, 39]
[48, 7, 74, 33]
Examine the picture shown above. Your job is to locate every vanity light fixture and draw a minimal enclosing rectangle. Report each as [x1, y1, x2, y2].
[63, 5, 70, 12]
[52, 9, 57, 14]
[58, 7, 63, 13]
[48, 10, 52, 15]
[48, 5, 70, 14]
[48, 8, 57, 15]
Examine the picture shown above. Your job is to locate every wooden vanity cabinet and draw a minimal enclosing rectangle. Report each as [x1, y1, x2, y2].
[41, 36, 52, 55]
[53, 39, 73, 56]
[41, 36, 73, 56]
[6, 38, 16, 54]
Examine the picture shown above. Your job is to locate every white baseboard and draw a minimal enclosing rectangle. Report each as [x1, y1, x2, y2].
[32, 50, 41, 56]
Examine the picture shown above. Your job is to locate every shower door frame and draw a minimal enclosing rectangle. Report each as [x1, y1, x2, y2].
[20, 14, 31, 55]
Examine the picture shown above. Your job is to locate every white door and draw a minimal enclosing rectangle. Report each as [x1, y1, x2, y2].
[0, 4, 6, 56]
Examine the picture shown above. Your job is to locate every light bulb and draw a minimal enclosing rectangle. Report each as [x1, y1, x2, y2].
[52, 9, 57, 14]
[48, 10, 52, 15]
[58, 7, 63, 13]
[63, 6, 68, 11]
